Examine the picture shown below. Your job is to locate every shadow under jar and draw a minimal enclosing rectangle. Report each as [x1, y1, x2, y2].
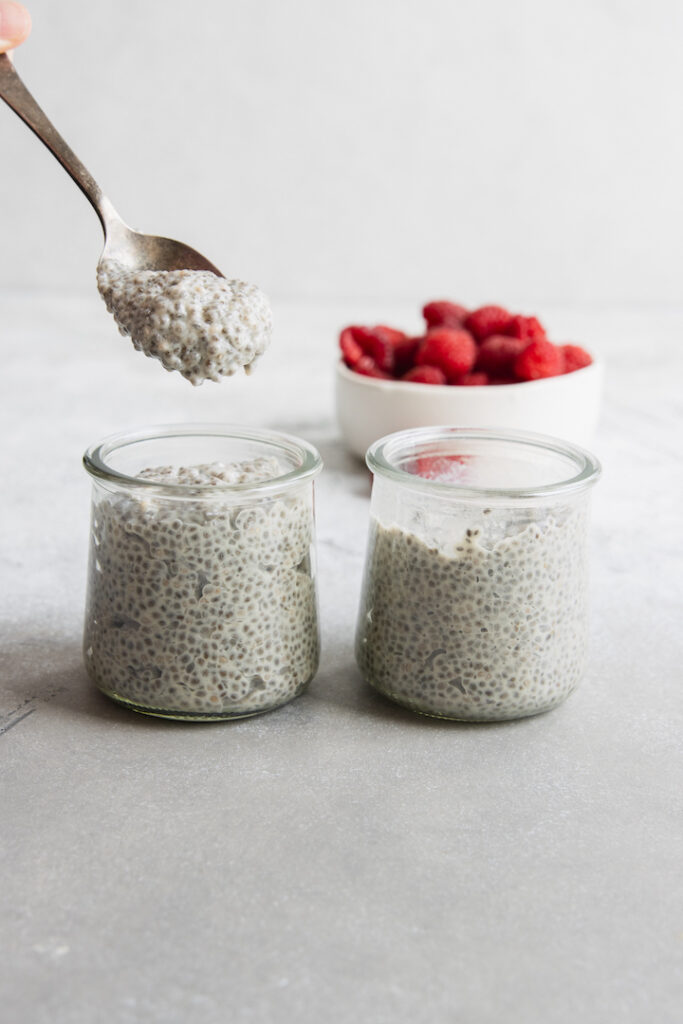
[355, 427, 601, 722]
[83, 425, 322, 720]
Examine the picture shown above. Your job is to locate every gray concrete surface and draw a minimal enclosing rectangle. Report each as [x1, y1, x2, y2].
[1, 296, 681, 1023]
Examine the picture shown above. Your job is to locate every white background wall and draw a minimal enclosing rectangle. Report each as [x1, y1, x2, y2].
[1, 0, 681, 306]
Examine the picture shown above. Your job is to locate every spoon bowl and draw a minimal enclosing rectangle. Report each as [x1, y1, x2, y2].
[102, 217, 223, 276]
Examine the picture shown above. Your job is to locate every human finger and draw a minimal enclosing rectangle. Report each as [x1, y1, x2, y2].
[0, 2, 31, 54]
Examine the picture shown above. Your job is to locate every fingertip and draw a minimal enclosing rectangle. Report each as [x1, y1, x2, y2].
[0, 2, 32, 52]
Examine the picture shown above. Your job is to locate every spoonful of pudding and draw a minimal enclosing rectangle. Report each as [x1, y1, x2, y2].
[0, 52, 272, 385]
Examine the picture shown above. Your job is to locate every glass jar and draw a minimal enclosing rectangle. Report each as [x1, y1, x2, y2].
[356, 427, 601, 721]
[83, 424, 322, 720]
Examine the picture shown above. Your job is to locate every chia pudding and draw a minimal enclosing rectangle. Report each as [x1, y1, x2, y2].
[96, 259, 272, 385]
[84, 456, 319, 719]
[356, 509, 589, 721]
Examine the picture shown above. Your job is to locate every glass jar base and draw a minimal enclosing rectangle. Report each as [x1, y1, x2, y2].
[98, 687, 307, 722]
[368, 681, 576, 723]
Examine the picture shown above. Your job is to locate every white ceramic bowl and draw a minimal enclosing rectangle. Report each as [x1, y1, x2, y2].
[336, 358, 604, 458]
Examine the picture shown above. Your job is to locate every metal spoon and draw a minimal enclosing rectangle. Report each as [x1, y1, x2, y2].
[0, 53, 223, 276]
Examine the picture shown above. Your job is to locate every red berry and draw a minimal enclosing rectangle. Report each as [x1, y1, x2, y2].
[340, 325, 365, 342]
[561, 344, 593, 373]
[393, 336, 422, 376]
[415, 327, 476, 382]
[402, 365, 447, 385]
[422, 300, 469, 330]
[514, 340, 563, 381]
[506, 315, 547, 343]
[365, 335, 395, 373]
[475, 334, 527, 376]
[339, 327, 364, 368]
[456, 372, 490, 386]
[414, 454, 469, 481]
[488, 376, 517, 386]
[352, 324, 407, 349]
[352, 324, 408, 373]
[354, 355, 392, 379]
[464, 305, 513, 341]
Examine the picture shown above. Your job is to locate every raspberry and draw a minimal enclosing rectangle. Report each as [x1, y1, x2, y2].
[352, 324, 408, 373]
[415, 327, 476, 382]
[352, 324, 406, 350]
[505, 315, 547, 343]
[561, 344, 593, 373]
[339, 327, 364, 368]
[464, 305, 513, 341]
[456, 372, 490, 386]
[402, 365, 447, 385]
[514, 339, 563, 381]
[488, 376, 517, 386]
[354, 354, 392, 379]
[414, 454, 469, 481]
[422, 300, 469, 330]
[475, 334, 527, 376]
[364, 334, 396, 373]
[393, 336, 422, 376]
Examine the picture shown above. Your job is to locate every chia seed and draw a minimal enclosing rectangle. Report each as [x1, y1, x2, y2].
[96, 259, 272, 385]
[84, 457, 319, 718]
[355, 510, 589, 721]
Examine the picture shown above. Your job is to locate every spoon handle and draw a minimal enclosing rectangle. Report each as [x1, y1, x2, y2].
[0, 53, 118, 234]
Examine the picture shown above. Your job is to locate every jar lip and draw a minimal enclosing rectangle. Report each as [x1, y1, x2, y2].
[83, 423, 323, 496]
[366, 426, 601, 500]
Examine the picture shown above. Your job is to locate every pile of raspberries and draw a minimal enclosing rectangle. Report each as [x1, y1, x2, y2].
[339, 301, 593, 385]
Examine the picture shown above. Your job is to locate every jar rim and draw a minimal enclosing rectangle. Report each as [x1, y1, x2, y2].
[83, 423, 323, 496]
[366, 426, 601, 500]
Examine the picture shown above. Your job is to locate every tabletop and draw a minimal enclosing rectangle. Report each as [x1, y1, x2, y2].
[1, 293, 682, 1024]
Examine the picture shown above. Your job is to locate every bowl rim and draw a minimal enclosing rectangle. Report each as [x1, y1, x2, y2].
[336, 355, 603, 391]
